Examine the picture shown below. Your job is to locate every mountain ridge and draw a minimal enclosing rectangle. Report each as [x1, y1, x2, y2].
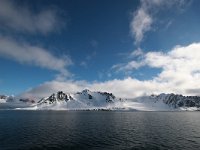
[1, 89, 200, 111]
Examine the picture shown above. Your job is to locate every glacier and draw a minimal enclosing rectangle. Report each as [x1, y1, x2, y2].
[0, 89, 200, 111]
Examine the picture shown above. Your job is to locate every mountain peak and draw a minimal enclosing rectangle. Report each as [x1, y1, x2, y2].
[1, 90, 200, 111]
[82, 89, 90, 93]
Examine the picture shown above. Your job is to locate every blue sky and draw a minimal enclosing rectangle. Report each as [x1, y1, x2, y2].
[1, 0, 200, 98]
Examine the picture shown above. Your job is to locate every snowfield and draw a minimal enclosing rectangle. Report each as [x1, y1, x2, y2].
[0, 90, 200, 111]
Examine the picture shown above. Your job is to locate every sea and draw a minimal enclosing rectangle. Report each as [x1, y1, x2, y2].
[0, 110, 200, 150]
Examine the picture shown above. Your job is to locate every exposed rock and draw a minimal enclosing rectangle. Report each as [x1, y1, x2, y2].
[19, 98, 35, 103]
[156, 93, 200, 108]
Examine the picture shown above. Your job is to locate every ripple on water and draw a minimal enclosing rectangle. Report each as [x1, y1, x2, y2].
[0, 111, 200, 150]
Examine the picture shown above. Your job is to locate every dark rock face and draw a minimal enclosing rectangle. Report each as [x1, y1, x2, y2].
[158, 94, 200, 108]
[78, 89, 118, 103]
[98, 91, 116, 103]
[38, 91, 74, 104]
[106, 96, 113, 103]
[57, 91, 65, 100]
[99, 92, 116, 99]
[19, 98, 35, 103]
[49, 94, 56, 103]
[88, 94, 93, 99]
[65, 94, 74, 102]
[0, 95, 7, 99]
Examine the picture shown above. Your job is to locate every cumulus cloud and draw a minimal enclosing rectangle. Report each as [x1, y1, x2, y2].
[21, 42, 200, 99]
[21, 43, 200, 99]
[110, 42, 200, 97]
[20, 78, 156, 99]
[19, 76, 182, 99]
[130, 0, 191, 45]
[0, 0, 64, 34]
[0, 36, 72, 76]
[21, 80, 87, 99]
[145, 43, 200, 85]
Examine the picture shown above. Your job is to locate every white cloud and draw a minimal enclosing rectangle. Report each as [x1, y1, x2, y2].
[20, 76, 178, 99]
[21, 80, 87, 99]
[22, 42, 198, 99]
[130, 0, 191, 45]
[112, 61, 145, 73]
[20, 78, 155, 99]
[113, 48, 145, 72]
[110, 42, 200, 97]
[130, 7, 152, 45]
[16, 0, 195, 99]
[0, 0, 64, 34]
[22, 43, 200, 99]
[146, 43, 200, 85]
[0, 36, 72, 76]
[130, 48, 144, 57]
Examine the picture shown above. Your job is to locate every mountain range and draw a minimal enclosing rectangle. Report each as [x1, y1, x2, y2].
[0, 89, 200, 111]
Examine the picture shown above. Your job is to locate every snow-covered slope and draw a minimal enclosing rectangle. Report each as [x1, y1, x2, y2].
[125, 93, 200, 111]
[0, 95, 8, 103]
[155, 93, 200, 110]
[35, 89, 124, 110]
[1, 90, 200, 111]
[0, 95, 35, 109]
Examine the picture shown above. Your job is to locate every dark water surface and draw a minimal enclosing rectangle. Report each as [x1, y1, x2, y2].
[0, 111, 200, 150]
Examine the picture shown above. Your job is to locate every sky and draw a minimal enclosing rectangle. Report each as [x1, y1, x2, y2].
[1, 0, 200, 98]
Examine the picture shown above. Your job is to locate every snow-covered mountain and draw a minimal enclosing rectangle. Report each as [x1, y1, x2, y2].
[155, 93, 200, 110]
[124, 93, 200, 111]
[0, 94, 35, 109]
[1, 90, 200, 111]
[35, 89, 124, 110]
[0, 95, 8, 103]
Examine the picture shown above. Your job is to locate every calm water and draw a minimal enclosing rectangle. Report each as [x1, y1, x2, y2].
[0, 111, 200, 150]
